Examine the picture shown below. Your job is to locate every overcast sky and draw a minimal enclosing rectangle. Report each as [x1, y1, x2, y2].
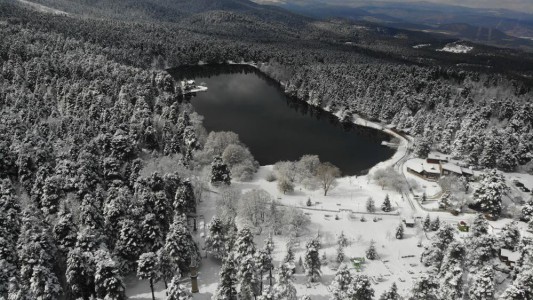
[254, 0, 533, 13]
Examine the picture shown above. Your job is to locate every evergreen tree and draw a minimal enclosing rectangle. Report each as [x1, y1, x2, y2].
[366, 198, 375, 213]
[211, 156, 231, 186]
[430, 216, 440, 231]
[233, 228, 258, 299]
[337, 232, 348, 248]
[423, 214, 431, 232]
[66, 247, 95, 300]
[213, 255, 238, 300]
[501, 269, 533, 300]
[438, 241, 465, 300]
[272, 263, 298, 300]
[409, 274, 438, 300]
[114, 217, 144, 271]
[471, 170, 508, 218]
[164, 214, 201, 272]
[303, 238, 322, 282]
[329, 265, 352, 300]
[381, 195, 392, 212]
[95, 256, 126, 300]
[205, 217, 227, 259]
[471, 213, 489, 237]
[336, 244, 345, 263]
[53, 204, 78, 251]
[137, 252, 161, 300]
[157, 248, 176, 290]
[366, 240, 378, 260]
[413, 137, 431, 158]
[167, 274, 192, 300]
[468, 266, 495, 300]
[346, 274, 374, 300]
[395, 223, 404, 240]
[420, 224, 455, 270]
[379, 282, 400, 300]
[174, 180, 196, 214]
[256, 248, 273, 294]
[499, 221, 520, 250]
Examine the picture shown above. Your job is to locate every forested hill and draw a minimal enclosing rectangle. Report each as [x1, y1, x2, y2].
[2, 0, 533, 171]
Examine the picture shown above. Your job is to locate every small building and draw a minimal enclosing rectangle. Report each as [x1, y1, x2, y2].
[407, 162, 440, 181]
[461, 168, 474, 178]
[441, 163, 463, 176]
[500, 249, 520, 268]
[427, 152, 450, 164]
[403, 218, 416, 228]
[457, 221, 469, 232]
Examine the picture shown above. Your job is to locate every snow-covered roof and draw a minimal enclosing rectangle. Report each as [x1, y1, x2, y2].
[461, 168, 474, 175]
[427, 152, 449, 161]
[408, 164, 424, 174]
[186, 80, 195, 84]
[442, 163, 462, 174]
[405, 218, 415, 224]
[423, 163, 441, 174]
[501, 249, 520, 262]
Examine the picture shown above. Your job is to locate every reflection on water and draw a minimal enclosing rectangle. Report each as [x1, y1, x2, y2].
[169, 65, 394, 175]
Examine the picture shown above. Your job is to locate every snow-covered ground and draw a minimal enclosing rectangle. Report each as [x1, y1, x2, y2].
[127, 115, 531, 299]
[16, 0, 68, 15]
[437, 43, 474, 54]
[412, 44, 431, 49]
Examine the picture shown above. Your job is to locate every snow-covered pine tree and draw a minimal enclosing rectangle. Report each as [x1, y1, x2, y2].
[468, 265, 495, 300]
[174, 179, 196, 214]
[303, 238, 321, 282]
[53, 204, 78, 251]
[256, 248, 273, 294]
[336, 244, 345, 263]
[395, 223, 404, 240]
[409, 274, 438, 300]
[167, 274, 192, 300]
[471, 170, 508, 218]
[137, 252, 161, 300]
[499, 221, 520, 250]
[423, 214, 431, 232]
[272, 263, 298, 300]
[17, 209, 62, 300]
[234, 228, 258, 300]
[420, 223, 455, 269]
[337, 232, 348, 248]
[95, 256, 126, 300]
[346, 274, 374, 300]
[467, 233, 499, 268]
[438, 241, 464, 300]
[213, 254, 238, 300]
[430, 216, 440, 231]
[413, 137, 431, 158]
[211, 156, 231, 186]
[283, 241, 295, 264]
[164, 214, 201, 272]
[470, 213, 489, 237]
[522, 199, 533, 222]
[157, 248, 175, 290]
[381, 195, 392, 212]
[205, 217, 227, 259]
[114, 217, 144, 271]
[366, 240, 378, 260]
[500, 269, 533, 300]
[366, 197, 375, 213]
[329, 264, 352, 300]
[66, 247, 95, 299]
[379, 282, 400, 300]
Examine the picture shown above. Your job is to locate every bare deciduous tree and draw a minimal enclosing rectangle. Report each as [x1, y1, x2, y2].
[316, 162, 341, 196]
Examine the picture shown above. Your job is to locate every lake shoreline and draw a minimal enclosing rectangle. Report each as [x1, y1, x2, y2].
[169, 62, 408, 176]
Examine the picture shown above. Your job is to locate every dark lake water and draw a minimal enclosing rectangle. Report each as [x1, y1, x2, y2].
[169, 65, 394, 175]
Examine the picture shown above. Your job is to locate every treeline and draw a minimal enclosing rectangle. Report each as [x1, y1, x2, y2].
[265, 62, 533, 171]
[0, 17, 210, 299]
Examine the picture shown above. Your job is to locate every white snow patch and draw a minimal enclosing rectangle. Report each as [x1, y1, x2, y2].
[412, 44, 431, 49]
[16, 0, 68, 15]
[437, 43, 473, 54]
